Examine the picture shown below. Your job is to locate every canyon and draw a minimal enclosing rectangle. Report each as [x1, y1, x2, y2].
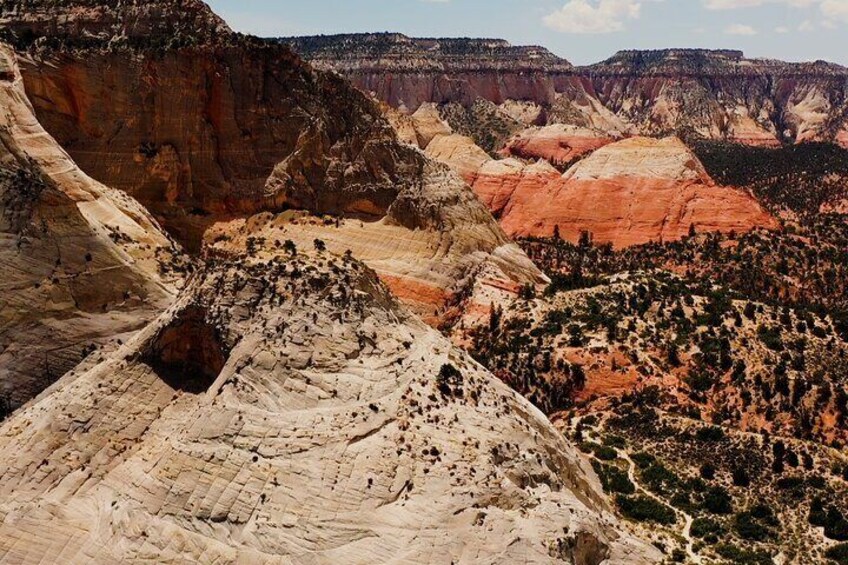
[0, 1, 663, 564]
[0, 2, 846, 564]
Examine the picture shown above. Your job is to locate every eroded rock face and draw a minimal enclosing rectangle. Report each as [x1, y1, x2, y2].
[3, 7, 543, 326]
[289, 39, 848, 146]
[17, 44, 418, 250]
[433, 135, 778, 248]
[284, 33, 574, 111]
[500, 124, 618, 168]
[0, 44, 186, 408]
[498, 137, 779, 247]
[0, 249, 661, 564]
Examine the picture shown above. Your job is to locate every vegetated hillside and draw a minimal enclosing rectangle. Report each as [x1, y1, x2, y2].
[439, 100, 528, 155]
[521, 223, 848, 340]
[692, 141, 848, 216]
[562, 405, 848, 564]
[468, 270, 848, 446]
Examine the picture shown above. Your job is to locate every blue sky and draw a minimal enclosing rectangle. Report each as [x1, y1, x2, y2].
[206, 0, 848, 66]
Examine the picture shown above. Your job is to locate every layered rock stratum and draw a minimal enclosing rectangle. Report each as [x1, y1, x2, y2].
[415, 125, 777, 248]
[286, 36, 848, 147]
[497, 137, 779, 246]
[0, 1, 543, 329]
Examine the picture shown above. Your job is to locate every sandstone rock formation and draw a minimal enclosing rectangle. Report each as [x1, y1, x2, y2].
[2, 5, 543, 327]
[424, 133, 492, 180]
[421, 133, 560, 219]
[421, 132, 776, 248]
[289, 38, 848, 147]
[500, 124, 618, 168]
[284, 33, 574, 111]
[0, 247, 661, 564]
[0, 43, 186, 408]
[496, 137, 779, 247]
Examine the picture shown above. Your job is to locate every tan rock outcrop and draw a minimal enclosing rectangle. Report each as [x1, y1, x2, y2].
[409, 103, 453, 148]
[0, 44, 186, 407]
[0, 249, 661, 564]
[424, 133, 491, 180]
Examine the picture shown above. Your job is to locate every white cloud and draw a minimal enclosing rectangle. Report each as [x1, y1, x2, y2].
[704, 0, 816, 8]
[725, 23, 758, 34]
[704, 0, 848, 28]
[821, 0, 848, 22]
[799, 19, 816, 30]
[775, 25, 790, 32]
[543, 0, 645, 34]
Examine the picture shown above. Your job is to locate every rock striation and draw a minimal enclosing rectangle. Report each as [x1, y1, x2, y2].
[426, 134, 779, 248]
[0, 246, 660, 564]
[1, 3, 544, 326]
[497, 137, 779, 247]
[288, 38, 848, 147]
[284, 33, 574, 111]
[0, 43, 186, 408]
[500, 124, 618, 168]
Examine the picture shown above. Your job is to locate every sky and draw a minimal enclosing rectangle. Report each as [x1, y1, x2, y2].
[205, 0, 848, 66]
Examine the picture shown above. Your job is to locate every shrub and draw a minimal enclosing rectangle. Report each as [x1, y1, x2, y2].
[691, 517, 724, 543]
[757, 325, 784, 352]
[436, 364, 464, 398]
[594, 462, 635, 495]
[734, 510, 775, 541]
[732, 466, 751, 487]
[696, 426, 725, 442]
[631, 452, 656, 469]
[825, 507, 848, 541]
[826, 543, 848, 564]
[810, 497, 827, 527]
[714, 544, 773, 564]
[703, 486, 733, 514]
[641, 463, 679, 494]
[616, 495, 677, 525]
[581, 442, 618, 461]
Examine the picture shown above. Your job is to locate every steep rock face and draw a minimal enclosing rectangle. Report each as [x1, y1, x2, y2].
[284, 33, 574, 111]
[474, 159, 561, 218]
[5, 10, 543, 324]
[0, 249, 660, 564]
[0, 44, 185, 407]
[497, 137, 779, 247]
[289, 38, 848, 146]
[420, 133, 561, 219]
[583, 51, 848, 145]
[17, 44, 417, 250]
